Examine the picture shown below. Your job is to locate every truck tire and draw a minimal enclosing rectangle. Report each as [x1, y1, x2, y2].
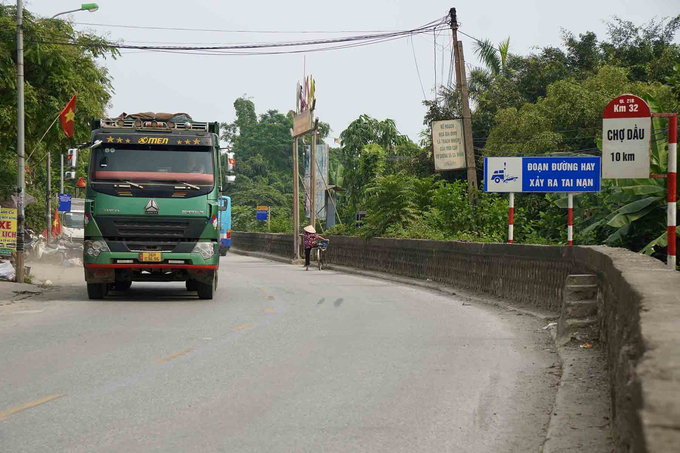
[219, 248, 227, 257]
[197, 275, 216, 300]
[186, 279, 198, 292]
[114, 281, 132, 292]
[87, 283, 106, 300]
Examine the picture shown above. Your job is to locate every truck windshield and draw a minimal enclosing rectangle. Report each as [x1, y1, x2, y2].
[92, 146, 214, 185]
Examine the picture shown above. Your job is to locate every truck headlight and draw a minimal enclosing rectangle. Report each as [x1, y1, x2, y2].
[192, 242, 215, 260]
[86, 240, 110, 257]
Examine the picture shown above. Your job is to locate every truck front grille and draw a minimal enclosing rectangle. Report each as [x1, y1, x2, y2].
[112, 219, 190, 238]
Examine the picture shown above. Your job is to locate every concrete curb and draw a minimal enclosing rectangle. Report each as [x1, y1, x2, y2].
[542, 340, 612, 453]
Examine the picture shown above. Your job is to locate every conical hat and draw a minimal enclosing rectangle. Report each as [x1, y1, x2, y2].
[303, 225, 316, 233]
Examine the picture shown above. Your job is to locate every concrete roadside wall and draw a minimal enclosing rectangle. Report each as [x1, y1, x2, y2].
[231, 232, 680, 452]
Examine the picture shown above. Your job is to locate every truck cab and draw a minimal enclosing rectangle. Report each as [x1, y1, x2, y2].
[83, 116, 224, 300]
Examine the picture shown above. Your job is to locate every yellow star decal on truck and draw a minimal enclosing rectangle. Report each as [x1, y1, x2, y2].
[185, 139, 191, 145]
[177, 140, 183, 145]
[125, 138, 131, 144]
[193, 139, 200, 145]
[107, 136, 114, 143]
[117, 137, 123, 143]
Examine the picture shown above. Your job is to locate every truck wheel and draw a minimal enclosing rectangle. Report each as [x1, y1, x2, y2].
[186, 279, 198, 292]
[114, 281, 132, 292]
[197, 275, 216, 300]
[87, 283, 106, 300]
[219, 248, 227, 257]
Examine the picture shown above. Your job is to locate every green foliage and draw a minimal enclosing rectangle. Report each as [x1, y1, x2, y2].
[232, 205, 293, 234]
[324, 223, 357, 237]
[360, 172, 419, 238]
[338, 114, 411, 213]
[0, 6, 117, 229]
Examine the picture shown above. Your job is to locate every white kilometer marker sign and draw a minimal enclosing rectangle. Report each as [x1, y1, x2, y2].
[602, 94, 652, 179]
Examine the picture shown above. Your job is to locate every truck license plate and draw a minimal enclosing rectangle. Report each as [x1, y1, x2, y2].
[140, 252, 162, 262]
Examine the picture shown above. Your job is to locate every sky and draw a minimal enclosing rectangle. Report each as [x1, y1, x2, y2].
[21, 0, 680, 143]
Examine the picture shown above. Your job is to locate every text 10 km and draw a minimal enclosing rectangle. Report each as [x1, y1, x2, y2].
[610, 152, 635, 162]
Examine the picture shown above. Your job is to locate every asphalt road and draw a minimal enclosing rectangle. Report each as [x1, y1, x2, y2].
[0, 255, 559, 452]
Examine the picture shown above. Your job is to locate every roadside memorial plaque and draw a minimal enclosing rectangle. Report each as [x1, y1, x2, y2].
[433, 119, 465, 171]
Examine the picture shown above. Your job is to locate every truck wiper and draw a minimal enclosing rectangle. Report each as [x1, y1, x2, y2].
[113, 180, 145, 189]
[174, 181, 201, 190]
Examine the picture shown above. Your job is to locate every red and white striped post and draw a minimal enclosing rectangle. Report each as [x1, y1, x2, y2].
[508, 193, 514, 244]
[668, 115, 677, 270]
[567, 193, 574, 246]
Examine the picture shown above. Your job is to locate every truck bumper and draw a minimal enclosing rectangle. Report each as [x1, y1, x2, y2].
[84, 250, 219, 284]
[84, 263, 218, 284]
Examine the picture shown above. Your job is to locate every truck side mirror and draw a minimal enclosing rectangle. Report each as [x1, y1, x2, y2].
[219, 205, 227, 212]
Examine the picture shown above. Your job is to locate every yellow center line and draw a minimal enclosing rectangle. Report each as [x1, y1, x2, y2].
[234, 323, 254, 331]
[0, 394, 64, 421]
[155, 348, 195, 363]
[265, 308, 276, 313]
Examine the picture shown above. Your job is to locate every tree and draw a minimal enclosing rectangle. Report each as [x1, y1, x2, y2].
[0, 5, 118, 229]
[469, 37, 512, 100]
[338, 114, 409, 214]
[602, 15, 680, 83]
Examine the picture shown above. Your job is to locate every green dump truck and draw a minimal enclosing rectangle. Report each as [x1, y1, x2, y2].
[83, 116, 224, 300]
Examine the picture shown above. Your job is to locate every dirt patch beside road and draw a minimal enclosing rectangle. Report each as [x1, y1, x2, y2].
[28, 262, 85, 287]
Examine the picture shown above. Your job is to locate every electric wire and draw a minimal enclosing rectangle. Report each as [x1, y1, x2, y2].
[72, 22, 404, 34]
[433, 29, 437, 102]
[12, 17, 449, 54]
[410, 36, 428, 101]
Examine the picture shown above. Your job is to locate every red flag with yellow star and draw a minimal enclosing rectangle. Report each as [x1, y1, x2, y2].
[59, 94, 77, 138]
[51, 206, 62, 238]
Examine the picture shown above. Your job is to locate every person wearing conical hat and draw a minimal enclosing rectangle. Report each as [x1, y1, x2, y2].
[303, 225, 327, 271]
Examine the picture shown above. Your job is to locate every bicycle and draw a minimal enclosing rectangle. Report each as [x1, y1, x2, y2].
[316, 239, 329, 270]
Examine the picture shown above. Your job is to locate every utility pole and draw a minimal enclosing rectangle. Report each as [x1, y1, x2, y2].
[449, 7, 478, 203]
[310, 126, 317, 229]
[60, 153, 64, 194]
[15, 0, 25, 283]
[46, 151, 51, 245]
[292, 137, 300, 260]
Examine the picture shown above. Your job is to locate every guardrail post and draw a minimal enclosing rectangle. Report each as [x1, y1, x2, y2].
[568, 193, 574, 246]
[668, 115, 677, 269]
[508, 193, 514, 244]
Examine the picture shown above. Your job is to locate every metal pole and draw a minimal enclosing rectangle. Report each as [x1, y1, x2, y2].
[568, 193, 574, 246]
[508, 193, 514, 244]
[310, 128, 317, 229]
[449, 8, 478, 204]
[60, 154, 64, 194]
[292, 137, 300, 260]
[450, 8, 461, 92]
[456, 41, 479, 203]
[668, 115, 677, 270]
[46, 151, 51, 245]
[15, 0, 25, 283]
